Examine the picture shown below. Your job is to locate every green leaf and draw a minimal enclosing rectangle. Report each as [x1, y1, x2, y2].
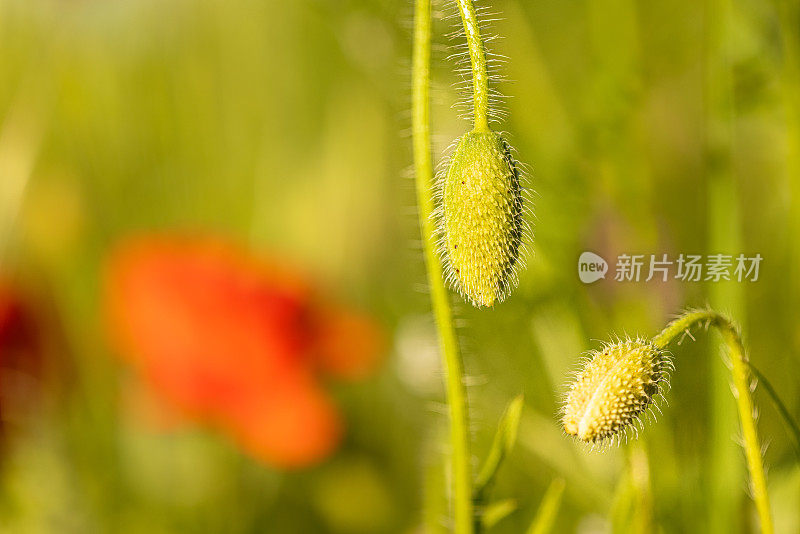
[527, 478, 566, 534]
[480, 499, 518, 530]
[474, 394, 524, 498]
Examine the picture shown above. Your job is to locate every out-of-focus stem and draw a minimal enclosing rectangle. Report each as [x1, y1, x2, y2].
[703, 0, 744, 528]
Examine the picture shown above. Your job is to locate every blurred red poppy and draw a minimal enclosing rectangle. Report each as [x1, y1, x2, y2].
[104, 236, 384, 469]
[0, 281, 44, 440]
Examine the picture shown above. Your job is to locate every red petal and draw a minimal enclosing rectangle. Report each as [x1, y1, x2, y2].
[311, 306, 385, 381]
[225, 369, 342, 468]
[105, 236, 342, 467]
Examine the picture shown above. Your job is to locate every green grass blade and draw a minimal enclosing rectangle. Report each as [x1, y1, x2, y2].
[480, 499, 517, 530]
[527, 478, 566, 534]
[474, 395, 525, 498]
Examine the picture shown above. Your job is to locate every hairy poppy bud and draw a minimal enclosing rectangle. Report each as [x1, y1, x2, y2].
[563, 339, 669, 443]
[441, 129, 524, 307]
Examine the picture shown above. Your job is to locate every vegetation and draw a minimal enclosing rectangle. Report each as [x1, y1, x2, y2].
[1, 0, 799, 532]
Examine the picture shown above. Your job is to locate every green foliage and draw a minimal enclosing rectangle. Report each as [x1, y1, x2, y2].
[527, 478, 565, 534]
[475, 394, 524, 497]
[480, 498, 517, 530]
[1, 0, 799, 532]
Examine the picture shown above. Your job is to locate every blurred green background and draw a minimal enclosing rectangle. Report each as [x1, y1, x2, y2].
[1, 0, 799, 532]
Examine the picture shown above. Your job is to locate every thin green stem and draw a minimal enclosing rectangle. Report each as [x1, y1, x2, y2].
[650, 310, 717, 350]
[747, 362, 800, 459]
[413, 1, 473, 532]
[456, 0, 490, 131]
[720, 324, 773, 534]
[652, 311, 774, 534]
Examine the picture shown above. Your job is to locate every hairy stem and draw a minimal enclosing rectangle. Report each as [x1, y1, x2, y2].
[456, 0, 490, 131]
[413, 1, 473, 532]
[652, 310, 773, 534]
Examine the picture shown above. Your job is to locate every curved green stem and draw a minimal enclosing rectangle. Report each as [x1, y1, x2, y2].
[456, 0, 490, 131]
[652, 310, 773, 534]
[413, 1, 473, 532]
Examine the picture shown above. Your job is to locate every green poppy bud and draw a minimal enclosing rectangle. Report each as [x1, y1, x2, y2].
[441, 129, 524, 307]
[563, 339, 670, 443]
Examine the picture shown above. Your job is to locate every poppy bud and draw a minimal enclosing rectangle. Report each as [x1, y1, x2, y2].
[441, 129, 524, 307]
[563, 339, 669, 443]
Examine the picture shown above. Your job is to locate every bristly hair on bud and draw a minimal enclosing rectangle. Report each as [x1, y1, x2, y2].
[432, 0, 531, 308]
[437, 129, 524, 307]
[562, 338, 672, 444]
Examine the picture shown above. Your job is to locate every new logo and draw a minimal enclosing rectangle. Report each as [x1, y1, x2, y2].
[578, 252, 608, 284]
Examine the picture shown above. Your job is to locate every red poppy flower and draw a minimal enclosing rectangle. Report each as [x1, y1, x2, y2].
[105, 236, 384, 469]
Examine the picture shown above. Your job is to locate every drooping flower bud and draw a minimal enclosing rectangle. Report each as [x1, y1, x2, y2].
[563, 339, 669, 443]
[441, 129, 524, 307]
